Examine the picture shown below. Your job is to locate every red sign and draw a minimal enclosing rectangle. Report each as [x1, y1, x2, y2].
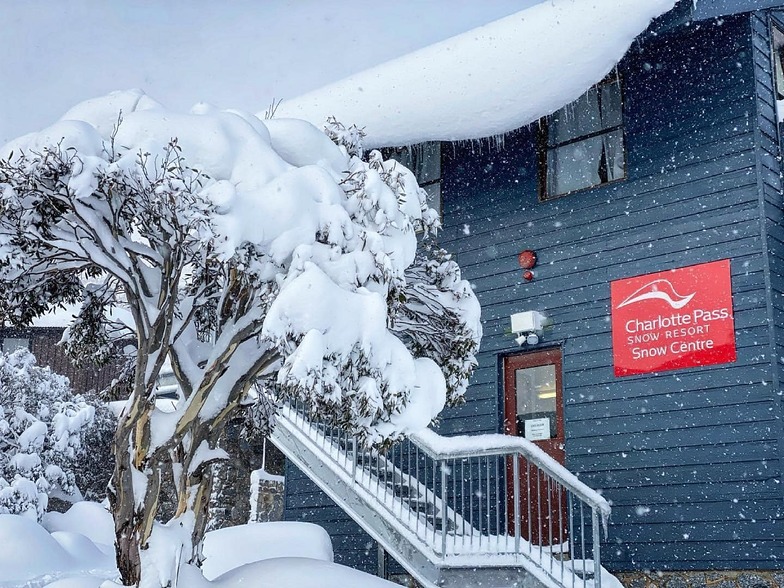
[611, 260, 736, 377]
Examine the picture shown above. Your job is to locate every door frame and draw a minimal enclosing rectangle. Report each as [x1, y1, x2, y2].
[502, 347, 567, 546]
[503, 347, 565, 451]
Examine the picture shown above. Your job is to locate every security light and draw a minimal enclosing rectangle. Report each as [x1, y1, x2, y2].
[510, 311, 548, 346]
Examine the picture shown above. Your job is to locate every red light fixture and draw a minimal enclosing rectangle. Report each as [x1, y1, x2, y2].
[518, 250, 537, 281]
[518, 250, 537, 270]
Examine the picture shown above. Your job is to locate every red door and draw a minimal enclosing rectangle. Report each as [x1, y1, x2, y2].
[504, 349, 567, 547]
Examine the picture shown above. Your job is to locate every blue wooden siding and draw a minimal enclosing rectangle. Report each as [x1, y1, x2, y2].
[282, 463, 379, 574]
[281, 10, 784, 576]
[437, 14, 783, 571]
[695, 1, 783, 20]
[759, 9, 784, 519]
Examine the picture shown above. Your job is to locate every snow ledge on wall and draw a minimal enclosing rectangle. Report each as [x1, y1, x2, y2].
[274, 0, 676, 148]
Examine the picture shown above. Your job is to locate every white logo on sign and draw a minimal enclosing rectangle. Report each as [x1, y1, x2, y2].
[616, 278, 695, 310]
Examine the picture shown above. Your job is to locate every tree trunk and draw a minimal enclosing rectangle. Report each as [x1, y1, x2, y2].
[110, 391, 162, 587]
[109, 348, 276, 585]
[110, 423, 143, 586]
[178, 420, 225, 565]
[189, 469, 214, 566]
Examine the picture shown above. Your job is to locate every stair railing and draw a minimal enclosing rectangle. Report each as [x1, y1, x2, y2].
[276, 398, 611, 588]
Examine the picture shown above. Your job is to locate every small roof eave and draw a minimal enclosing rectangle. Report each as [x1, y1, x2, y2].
[693, 0, 784, 21]
[273, 0, 677, 149]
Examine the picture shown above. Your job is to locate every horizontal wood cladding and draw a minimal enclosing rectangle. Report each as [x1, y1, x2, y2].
[456, 196, 760, 281]
[438, 14, 782, 572]
[442, 158, 759, 249]
[751, 13, 784, 577]
[567, 400, 776, 441]
[570, 439, 778, 472]
[0, 327, 119, 395]
[613, 492, 781, 516]
[569, 425, 778, 460]
[283, 462, 377, 574]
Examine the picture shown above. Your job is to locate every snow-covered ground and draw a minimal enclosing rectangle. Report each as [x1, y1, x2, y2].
[0, 501, 398, 588]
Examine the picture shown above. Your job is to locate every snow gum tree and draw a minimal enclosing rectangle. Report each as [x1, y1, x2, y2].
[0, 90, 481, 587]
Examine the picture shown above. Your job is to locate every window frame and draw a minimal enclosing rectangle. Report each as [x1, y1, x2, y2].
[538, 75, 627, 201]
[770, 20, 784, 118]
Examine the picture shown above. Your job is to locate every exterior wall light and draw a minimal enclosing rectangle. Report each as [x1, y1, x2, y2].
[510, 311, 548, 346]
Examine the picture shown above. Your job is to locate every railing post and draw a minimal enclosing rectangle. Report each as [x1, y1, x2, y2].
[592, 508, 602, 588]
[351, 438, 357, 480]
[568, 494, 576, 588]
[440, 460, 448, 555]
[513, 455, 520, 553]
[377, 543, 387, 580]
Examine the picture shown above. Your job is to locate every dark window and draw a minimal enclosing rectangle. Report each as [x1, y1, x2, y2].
[541, 77, 625, 199]
[772, 25, 784, 113]
[384, 142, 442, 219]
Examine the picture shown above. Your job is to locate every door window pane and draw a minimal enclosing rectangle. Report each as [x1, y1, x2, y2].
[515, 364, 557, 439]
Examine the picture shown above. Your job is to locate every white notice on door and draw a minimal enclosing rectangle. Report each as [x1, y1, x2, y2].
[524, 418, 550, 441]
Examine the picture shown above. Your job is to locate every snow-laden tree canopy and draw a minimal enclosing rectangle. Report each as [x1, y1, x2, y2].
[2, 89, 480, 439]
[0, 90, 481, 586]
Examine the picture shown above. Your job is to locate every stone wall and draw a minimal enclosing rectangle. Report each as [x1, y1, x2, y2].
[250, 478, 285, 523]
[208, 417, 286, 529]
[617, 571, 784, 588]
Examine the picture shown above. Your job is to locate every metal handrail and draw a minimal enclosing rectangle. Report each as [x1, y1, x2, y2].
[411, 429, 611, 519]
[275, 398, 610, 588]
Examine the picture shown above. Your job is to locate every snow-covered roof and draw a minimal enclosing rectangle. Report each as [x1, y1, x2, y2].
[274, 0, 677, 148]
[30, 304, 79, 328]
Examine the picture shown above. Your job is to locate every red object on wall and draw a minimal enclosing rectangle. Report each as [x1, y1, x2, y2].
[523, 270, 534, 281]
[518, 250, 537, 270]
[610, 259, 736, 377]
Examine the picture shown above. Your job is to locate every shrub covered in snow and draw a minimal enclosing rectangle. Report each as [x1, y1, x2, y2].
[0, 348, 109, 519]
[73, 397, 116, 503]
